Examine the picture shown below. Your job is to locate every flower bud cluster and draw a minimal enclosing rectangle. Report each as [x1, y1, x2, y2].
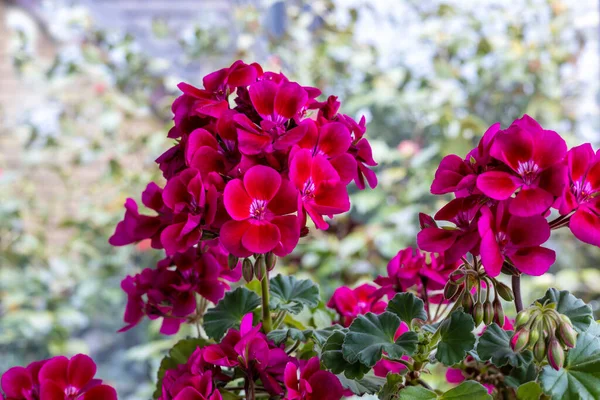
[511, 303, 577, 370]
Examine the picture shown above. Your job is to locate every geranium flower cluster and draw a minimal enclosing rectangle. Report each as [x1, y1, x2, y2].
[419, 115, 600, 278]
[109, 60, 376, 334]
[158, 314, 342, 400]
[1, 354, 117, 400]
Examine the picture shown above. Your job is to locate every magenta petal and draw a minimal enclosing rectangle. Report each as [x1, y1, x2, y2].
[1, 367, 32, 398]
[570, 208, 600, 247]
[317, 122, 351, 158]
[243, 165, 281, 201]
[271, 216, 300, 257]
[490, 126, 533, 171]
[39, 356, 69, 389]
[67, 354, 96, 390]
[479, 230, 504, 277]
[446, 368, 466, 384]
[173, 387, 204, 400]
[220, 220, 252, 258]
[476, 171, 521, 200]
[307, 371, 343, 400]
[274, 81, 308, 119]
[40, 381, 66, 400]
[268, 179, 299, 216]
[509, 246, 556, 276]
[329, 153, 357, 185]
[82, 385, 118, 400]
[507, 215, 550, 247]
[242, 221, 280, 254]
[223, 179, 252, 221]
[568, 144, 595, 182]
[249, 80, 277, 118]
[289, 149, 312, 190]
[417, 228, 457, 253]
[510, 187, 554, 217]
[532, 127, 567, 169]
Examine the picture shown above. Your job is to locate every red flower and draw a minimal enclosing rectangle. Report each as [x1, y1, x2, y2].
[289, 149, 350, 230]
[558, 143, 600, 246]
[326, 284, 387, 327]
[283, 357, 343, 400]
[221, 165, 299, 257]
[478, 200, 555, 277]
[477, 115, 567, 216]
[1, 355, 117, 400]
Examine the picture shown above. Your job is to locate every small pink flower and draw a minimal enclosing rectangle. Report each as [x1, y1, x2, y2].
[478, 200, 555, 276]
[221, 165, 299, 257]
[327, 284, 387, 327]
[283, 357, 343, 400]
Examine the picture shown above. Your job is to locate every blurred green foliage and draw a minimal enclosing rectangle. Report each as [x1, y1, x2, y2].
[0, 0, 597, 398]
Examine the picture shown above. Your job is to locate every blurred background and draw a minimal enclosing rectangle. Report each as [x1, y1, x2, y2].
[0, 0, 598, 398]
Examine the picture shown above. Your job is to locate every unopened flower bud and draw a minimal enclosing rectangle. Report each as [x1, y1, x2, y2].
[547, 337, 565, 370]
[483, 301, 494, 325]
[242, 258, 254, 282]
[557, 321, 577, 349]
[419, 213, 437, 229]
[515, 310, 531, 329]
[473, 302, 484, 326]
[462, 292, 474, 312]
[254, 256, 266, 281]
[444, 281, 460, 300]
[450, 270, 466, 284]
[495, 281, 514, 302]
[227, 254, 239, 270]
[266, 252, 277, 271]
[511, 328, 530, 353]
[533, 338, 546, 362]
[528, 325, 540, 347]
[493, 299, 505, 326]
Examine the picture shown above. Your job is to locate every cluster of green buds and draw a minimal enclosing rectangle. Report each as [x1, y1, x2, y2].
[443, 266, 514, 326]
[229, 252, 277, 282]
[511, 302, 577, 370]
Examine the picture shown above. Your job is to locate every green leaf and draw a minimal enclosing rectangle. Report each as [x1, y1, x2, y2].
[517, 381, 544, 400]
[535, 289, 593, 332]
[505, 362, 538, 388]
[539, 322, 600, 400]
[203, 287, 261, 340]
[379, 374, 405, 400]
[343, 312, 418, 367]
[322, 330, 370, 379]
[386, 292, 427, 328]
[267, 325, 342, 346]
[441, 381, 492, 399]
[337, 374, 385, 396]
[477, 323, 534, 367]
[269, 274, 320, 314]
[397, 386, 437, 400]
[153, 338, 209, 399]
[396, 381, 492, 400]
[436, 311, 476, 366]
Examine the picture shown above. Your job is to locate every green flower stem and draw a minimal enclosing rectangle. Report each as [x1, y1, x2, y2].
[512, 274, 523, 313]
[260, 267, 273, 333]
[273, 310, 286, 330]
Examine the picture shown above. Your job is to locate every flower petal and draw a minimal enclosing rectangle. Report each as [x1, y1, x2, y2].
[317, 122, 351, 158]
[417, 228, 457, 253]
[509, 246, 555, 276]
[223, 179, 252, 221]
[249, 80, 277, 118]
[570, 208, 600, 247]
[271, 215, 300, 257]
[1, 367, 32, 398]
[39, 356, 69, 389]
[82, 385, 118, 400]
[476, 171, 521, 200]
[274, 81, 308, 120]
[67, 354, 96, 390]
[243, 165, 282, 201]
[220, 220, 252, 258]
[510, 187, 554, 217]
[242, 221, 281, 254]
[40, 381, 66, 400]
[507, 215, 550, 247]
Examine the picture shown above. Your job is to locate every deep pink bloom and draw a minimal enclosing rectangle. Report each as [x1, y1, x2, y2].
[283, 357, 343, 400]
[109, 183, 170, 249]
[478, 201, 555, 277]
[374, 248, 426, 296]
[326, 284, 387, 327]
[289, 149, 350, 229]
[477, 115, 567, 217]
[203, 314, 291, 396]
[160, 370, 222, 400]
[417, 196, 482, 264]
[221, 165, 299, 257]
[1, 355, 117, 400]
[558, 143, 600, 247]
[431, 123, 500, 195]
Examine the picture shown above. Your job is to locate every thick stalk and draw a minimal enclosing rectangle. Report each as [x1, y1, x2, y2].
[512, 274, 523, 313]
[261, 267, 273, 333]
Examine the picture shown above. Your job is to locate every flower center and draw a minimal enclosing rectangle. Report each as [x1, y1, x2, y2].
[250, 199, 269, 220]
[302, 178, 316, 199]
[573, 180, 596, 203]
[516, 160, 540, 185]
[496, 231, 509, 248]
[64, 386, 80, 399]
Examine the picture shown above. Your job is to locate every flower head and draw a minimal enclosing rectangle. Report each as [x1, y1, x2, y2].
[283, 357, 343, 400]
[326, 284, 387, 327]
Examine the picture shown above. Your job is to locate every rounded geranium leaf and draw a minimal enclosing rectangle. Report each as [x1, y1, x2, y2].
[269, 274, 320, 314]
[435, 311, 476, 366]
[203, 287, 261, 340]
[535, 289, 593, 332]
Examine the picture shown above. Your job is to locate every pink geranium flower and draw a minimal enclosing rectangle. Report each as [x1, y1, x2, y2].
[283, 357, 343, 400]
[417, 196, 482, 264]
[289, 149, 350, 230]
[1, 355, 117, 400]
[326, 284, 387, 327]
[221, 165, 299, 257]
[478, 200, 555, 277]
[557, 143, 600, 246]
[477, 115, 567, 217]
[203, 314, 291, 396]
